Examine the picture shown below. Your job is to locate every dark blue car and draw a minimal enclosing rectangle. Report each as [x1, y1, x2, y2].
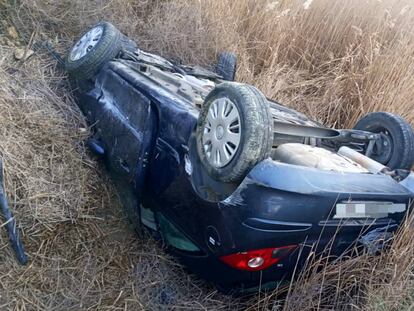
[65, 22, 414, 293]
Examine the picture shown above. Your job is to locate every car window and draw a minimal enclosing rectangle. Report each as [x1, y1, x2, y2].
[157, 213, 201, 253]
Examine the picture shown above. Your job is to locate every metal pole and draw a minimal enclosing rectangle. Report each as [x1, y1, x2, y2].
[0, 160, 28, 265]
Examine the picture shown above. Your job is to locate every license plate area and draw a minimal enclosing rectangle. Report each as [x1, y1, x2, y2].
[334, 201, 406, 219]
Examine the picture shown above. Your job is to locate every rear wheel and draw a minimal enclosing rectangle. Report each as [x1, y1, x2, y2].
[65, 21, 123, 80]
[196, 82, 273, 183]
[216, 52, 237, 81]
[353, 112, 414, 170]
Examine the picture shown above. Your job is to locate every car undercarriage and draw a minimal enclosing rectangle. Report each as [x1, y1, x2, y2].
[116, 51, 412, 180]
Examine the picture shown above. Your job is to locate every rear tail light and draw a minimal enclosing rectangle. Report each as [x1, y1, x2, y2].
[219, 245, 297, 271]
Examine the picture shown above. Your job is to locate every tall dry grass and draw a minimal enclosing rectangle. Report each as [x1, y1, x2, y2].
[138, 0, 414, 129]
[1, 0, 414, 310]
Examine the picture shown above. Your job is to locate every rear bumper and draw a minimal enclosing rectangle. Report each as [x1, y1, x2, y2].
[162, 158, 413, 291]
[219, 159, 412, 246]
[174, 248, 295, 293]
[176, 219, 400, 292]
[188, 160, 413, 289]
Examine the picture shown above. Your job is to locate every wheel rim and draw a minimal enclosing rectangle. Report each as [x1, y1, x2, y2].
[372, 130, 393, 164]
[69, 26, 103, 61]
[202, 98, 241, 168]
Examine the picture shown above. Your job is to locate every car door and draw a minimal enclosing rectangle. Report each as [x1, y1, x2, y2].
[80, 66, 157, 229]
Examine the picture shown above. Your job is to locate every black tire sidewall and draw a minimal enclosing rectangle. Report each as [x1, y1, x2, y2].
[65, 22, 122, 80]
[196, 82, 273, 182]
[354, 112, 414, 170]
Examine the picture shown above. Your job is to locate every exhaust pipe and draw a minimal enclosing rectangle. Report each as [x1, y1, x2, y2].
[338, 146, 386, 174]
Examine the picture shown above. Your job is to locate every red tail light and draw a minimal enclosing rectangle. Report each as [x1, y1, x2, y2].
[219, 245, 297, 271]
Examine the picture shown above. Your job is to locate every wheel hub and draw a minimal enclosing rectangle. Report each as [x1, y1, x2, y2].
[202, 98, 241, 168]
[372, 131, 393, 164]
[215, 125, 225, 140]
[69, 26, 103, 61]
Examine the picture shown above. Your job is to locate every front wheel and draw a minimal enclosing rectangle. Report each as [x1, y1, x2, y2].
[353, 112, 414, 170]
[65, 21, 123, 80]
[196, 82, 273, 183]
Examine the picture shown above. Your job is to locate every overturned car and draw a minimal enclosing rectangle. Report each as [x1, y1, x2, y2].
[65, 22, 414, 293]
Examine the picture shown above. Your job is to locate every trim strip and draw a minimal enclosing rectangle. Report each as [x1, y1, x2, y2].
[242, 218, 312, 233]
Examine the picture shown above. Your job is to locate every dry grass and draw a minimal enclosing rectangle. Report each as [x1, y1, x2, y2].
[278, 213, 414, 310]
[1, 0, 414, 310]
[137, 0, 414, 128]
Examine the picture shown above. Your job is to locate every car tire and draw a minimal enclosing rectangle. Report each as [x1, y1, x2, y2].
[196, 82, 273, 183]
[65, 21, 122, 80]
[353, 112, 414, 170]
[216, 52, 237, 81]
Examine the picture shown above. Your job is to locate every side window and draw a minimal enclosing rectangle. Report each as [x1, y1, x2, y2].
[157, 213, 201, 253]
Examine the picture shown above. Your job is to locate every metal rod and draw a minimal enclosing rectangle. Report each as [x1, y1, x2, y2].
[273, 121, 341, 139]
[0, 160, 28, 265]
